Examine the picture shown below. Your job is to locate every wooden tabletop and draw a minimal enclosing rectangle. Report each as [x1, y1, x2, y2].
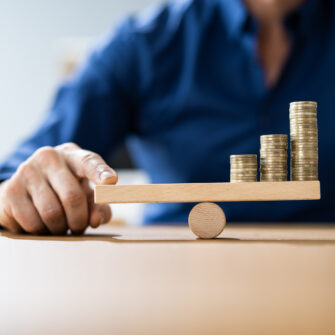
[1, 224, 335, 335]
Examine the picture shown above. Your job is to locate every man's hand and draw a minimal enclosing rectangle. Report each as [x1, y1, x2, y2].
[0, 143, 117, 235]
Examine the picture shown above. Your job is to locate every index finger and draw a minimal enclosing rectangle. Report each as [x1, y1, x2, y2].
[57, 144, 118, 185]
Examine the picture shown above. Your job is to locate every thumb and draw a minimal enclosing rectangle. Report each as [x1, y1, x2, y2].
[57, 143, 118, 185]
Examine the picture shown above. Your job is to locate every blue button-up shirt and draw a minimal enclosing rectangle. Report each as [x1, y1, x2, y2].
[0, 0, 334, 223]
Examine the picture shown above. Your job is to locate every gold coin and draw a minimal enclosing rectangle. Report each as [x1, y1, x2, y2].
[290, 101, 317, 107]
[261, 134, 288, 140]
[230, 154, 257, 159]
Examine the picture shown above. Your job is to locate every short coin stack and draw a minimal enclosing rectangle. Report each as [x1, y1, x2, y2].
[290, 101, 318, 181]
[260, 134, 288, 182]
[230, 154, 257, 183]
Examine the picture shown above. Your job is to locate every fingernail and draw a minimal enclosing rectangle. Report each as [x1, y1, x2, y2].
[100, 171, 116, 183]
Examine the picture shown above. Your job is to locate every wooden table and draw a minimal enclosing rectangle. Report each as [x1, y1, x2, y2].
[1, 224, 335, 335]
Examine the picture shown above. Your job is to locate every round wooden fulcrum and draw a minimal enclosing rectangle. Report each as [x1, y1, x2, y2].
[188, 202, 226, 239]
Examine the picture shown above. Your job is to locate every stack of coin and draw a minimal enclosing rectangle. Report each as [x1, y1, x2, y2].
[290, 101, 318, 181]
[230, 154, 257, 183]
[260, 134, 288, 181]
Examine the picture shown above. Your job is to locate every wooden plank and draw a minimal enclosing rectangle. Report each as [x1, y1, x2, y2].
[94, 180, 321, 204]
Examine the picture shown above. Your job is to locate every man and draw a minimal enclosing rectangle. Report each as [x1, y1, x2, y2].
[0, 0, 334, 235]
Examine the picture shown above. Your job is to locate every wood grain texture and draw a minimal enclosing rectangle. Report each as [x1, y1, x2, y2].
[95, 180, 321, 204]
[188, 202, 226, 239]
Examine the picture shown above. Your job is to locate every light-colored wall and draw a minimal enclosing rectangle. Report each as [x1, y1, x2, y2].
[0, 0, 159, 160]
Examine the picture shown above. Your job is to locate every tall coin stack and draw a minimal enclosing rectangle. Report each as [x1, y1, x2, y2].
[289, 101, 318, 181]
[230, 155, 257, 183]
[260, 134, 288, 181]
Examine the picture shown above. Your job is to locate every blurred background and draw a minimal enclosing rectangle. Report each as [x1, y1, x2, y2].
[0, 0, 161, 224]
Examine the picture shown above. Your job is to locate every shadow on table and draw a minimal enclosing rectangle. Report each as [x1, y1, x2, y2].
[1, 225, 335, 246]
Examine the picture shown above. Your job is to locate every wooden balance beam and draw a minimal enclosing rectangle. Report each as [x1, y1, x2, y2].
[94, 181, 321, 239]
[94, 181, 321, 204]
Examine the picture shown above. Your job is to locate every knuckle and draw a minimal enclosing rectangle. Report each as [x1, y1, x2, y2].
[4, 179, 20, 198]
[41, 205, 63, 223]
[33, 146, 58, 163]
[57, 142, 79, 152]
[62, 190, 84, 208]
[16, 161, 34, 178]
[80, 151, 99, 165]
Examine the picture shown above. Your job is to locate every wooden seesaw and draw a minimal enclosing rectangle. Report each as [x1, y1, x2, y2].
[94, 180, 321, 239]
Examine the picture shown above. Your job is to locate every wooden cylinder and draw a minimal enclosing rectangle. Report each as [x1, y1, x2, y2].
[188, 202, 226, 239]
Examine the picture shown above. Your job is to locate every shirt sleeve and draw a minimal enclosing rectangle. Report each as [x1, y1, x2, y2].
[0, 19, 141, 181]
